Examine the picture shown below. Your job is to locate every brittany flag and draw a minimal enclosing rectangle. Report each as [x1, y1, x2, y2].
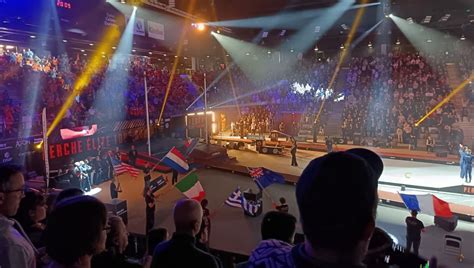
[162, 147, 189, 173]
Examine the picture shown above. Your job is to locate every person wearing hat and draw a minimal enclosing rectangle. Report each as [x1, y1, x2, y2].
[289, 148, 383, 267]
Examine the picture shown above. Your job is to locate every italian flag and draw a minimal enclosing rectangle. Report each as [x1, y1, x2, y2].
[175, 172, 206, 201]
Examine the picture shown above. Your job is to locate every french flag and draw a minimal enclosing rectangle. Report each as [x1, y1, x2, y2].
[399, 193, 453, 218]
[162, 147, 189, 173]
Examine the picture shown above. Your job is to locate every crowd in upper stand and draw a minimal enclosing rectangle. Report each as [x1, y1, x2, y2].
[1, 45, 473, 147]
[341, 51, 459, 146]
[0, 50, 199, 138]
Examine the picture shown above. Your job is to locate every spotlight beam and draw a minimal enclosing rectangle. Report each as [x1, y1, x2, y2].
[157, 0, 197, 124]
[46, 26, 121, 137]
[415, 74, 474, 127]
[350, 18, 384, 49]
[314, 0, 368, 125]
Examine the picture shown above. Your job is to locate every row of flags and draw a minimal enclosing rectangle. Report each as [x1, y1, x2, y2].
[113, 139, 456, 219]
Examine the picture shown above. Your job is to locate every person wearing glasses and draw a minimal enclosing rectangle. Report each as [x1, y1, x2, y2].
[0, 164, 37, 268]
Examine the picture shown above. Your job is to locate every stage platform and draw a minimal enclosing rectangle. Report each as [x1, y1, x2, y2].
[212, 135, 460, 165]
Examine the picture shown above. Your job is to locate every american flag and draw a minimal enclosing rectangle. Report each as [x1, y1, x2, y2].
[112, 158, 140, 178]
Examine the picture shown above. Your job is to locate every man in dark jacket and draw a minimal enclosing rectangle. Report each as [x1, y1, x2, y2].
[151, 199, 220, 268]
[405, 210, 424, 255]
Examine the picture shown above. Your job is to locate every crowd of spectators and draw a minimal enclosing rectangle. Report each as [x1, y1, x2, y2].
[341, 51, 460, 147]
[0, 49, 200, 139]
[1, 45, 472, 148]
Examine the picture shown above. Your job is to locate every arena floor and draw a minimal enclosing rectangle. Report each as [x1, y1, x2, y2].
[91, 166, 474, 268]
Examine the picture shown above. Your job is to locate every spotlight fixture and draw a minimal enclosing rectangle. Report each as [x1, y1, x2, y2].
[267, 51, 271, 54]
[6, 45, 14, 49]
[89, 43, 94, 46]
[80, 49, 85, 52]
[396, 39, 401, 45]
[290, 49, 294, 53]
[112, 46, 116, 50]
[174, 55, 178, 58]
[216, 29, 220, 34]
[149, 52, 152, 55]
[30, 35, 36, 39]
[340, 44, 345, 49]
[314, 46, 319, 51]
[121, 0, 125, 3]
[245, 52, 250, 56]
[426, 39, 432, 43]
[62, 39, 67, 43]
[192, 23, 206, 31]
[132, 49, 136, 52]
[460, 35, 466, 41]
[368, 42, 372, 48]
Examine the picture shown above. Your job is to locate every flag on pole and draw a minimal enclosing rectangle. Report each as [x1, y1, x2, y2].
[248, 167, 285, 190]
[225, 187, 242, 208]
[184, 138, 199, 156]
[399, 193, 453, 218]
[112, 158, 140, 178]
[162, 147, 189, 173]
[175, 172, 205, 201]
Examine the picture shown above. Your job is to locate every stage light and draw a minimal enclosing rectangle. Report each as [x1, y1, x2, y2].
[193, 23, 206, 31]
[148, 51, 152, 55]
[340, 44, 345, 49]
[121, 0, 125, 3]
[89, 43, 94, 46]
[0, 45, 3, 48]
[62, 39, 67, 43]
[460, 35, 466, 41]
[132, 49, 136, 52]
[35, 143, 42, 150]
[216, 29, 221, 34]
[290, 49, 294, 53]
[415, 73, 474, 126]
[267, 51, 271, 54]
[83, 53, 87, 56]
[314, 46, 319, 51]
[368, 42, 372, 47]
[5, 45, 13, 49]
[426, 39, 432, 43]
[396, 39, 400, 45]
[112, 46, 116, 49]
[133, 6, 137, 10]
[30, 35, 36, 39]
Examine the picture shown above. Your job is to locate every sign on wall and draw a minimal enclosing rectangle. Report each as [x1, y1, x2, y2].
[148, 20, 165, 40]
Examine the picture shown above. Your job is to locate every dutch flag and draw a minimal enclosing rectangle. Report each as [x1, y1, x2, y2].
[162, 147, 189, 173]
